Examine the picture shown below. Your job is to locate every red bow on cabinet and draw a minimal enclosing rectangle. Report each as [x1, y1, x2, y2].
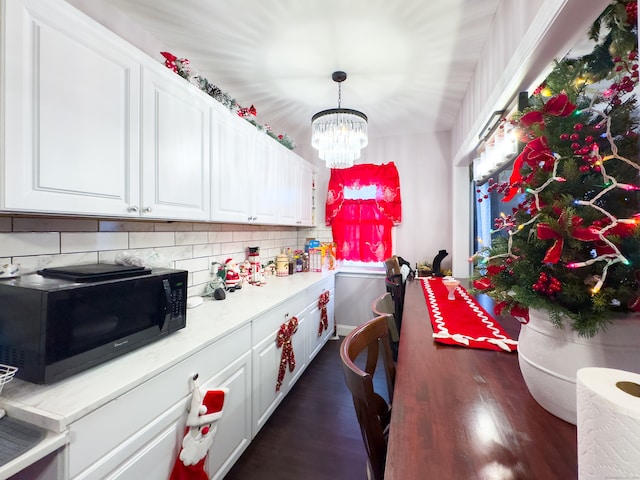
[276, 316, 298, 392]
[317, 291, 330, 337]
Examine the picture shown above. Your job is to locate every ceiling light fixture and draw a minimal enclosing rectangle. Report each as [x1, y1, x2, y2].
[311, 71, 368, 169]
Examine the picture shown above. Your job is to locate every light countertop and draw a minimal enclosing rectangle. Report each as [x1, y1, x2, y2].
[0, 271, 335, 434]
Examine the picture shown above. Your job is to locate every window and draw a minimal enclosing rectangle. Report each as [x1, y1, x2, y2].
[326, 163, 401, 263]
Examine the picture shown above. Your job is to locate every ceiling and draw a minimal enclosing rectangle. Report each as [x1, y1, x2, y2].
[83, 0, 503, 151]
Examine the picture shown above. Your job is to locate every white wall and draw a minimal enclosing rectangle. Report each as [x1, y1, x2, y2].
[305, 131, 453, 271]
[0, 216, 301, 298]
[334, 273, 387, 334]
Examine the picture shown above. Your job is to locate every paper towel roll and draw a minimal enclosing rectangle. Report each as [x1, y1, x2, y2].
[577, 367, 640, 480]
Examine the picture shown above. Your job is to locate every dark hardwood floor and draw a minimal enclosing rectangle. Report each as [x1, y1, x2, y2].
[224, 337, 369, 480]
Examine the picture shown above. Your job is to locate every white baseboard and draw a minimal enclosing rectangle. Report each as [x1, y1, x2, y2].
[335, 324, 356, 338]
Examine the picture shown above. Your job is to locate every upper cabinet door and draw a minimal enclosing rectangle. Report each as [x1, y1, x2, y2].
[1, 0, 141, 216]
[141, 67, 210, 221]
[277, 150, 299, 225]
[251, 134, 280, 225]
[297, 160, 315, 226]
[210, 108, 255, 223]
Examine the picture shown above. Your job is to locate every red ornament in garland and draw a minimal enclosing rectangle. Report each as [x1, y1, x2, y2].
[161, 51, 178, 73]
[317, 291, 330, 336]
[275, 316, 298, 392]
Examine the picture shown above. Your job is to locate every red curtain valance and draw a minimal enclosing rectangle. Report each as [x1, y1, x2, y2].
[325, 162, 402, 225]
[331, 200, 394, 261]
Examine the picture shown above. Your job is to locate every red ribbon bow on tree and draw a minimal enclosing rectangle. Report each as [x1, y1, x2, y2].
[537, 213, 600, 264]
[276, 316, 298, 392]
[502, 136, 556, 202]
[317, 291, 330, 337]
[502, 93, 577, 202]
[519, 92, 577, 127]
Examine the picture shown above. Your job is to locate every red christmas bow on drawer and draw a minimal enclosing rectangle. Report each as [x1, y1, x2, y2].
[317, 291, 330, 337]
[276, 316, 298, 392]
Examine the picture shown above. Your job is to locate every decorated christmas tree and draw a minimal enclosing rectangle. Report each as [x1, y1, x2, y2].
[472, 0, 640, 337]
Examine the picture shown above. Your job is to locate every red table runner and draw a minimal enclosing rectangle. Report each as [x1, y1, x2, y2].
[419, 277, 517, 352]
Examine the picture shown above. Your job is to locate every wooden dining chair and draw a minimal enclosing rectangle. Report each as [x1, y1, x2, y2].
[385, 273, 405, 331]
[340, 315, 396, 480]
[371, 292, 400, 360]
[384, 256, 401, 278]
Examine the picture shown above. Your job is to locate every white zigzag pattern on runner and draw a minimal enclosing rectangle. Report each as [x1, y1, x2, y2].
[421, 278, 518, 352]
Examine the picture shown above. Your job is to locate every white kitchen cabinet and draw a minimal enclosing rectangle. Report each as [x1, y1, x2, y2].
[0, 0, 141, 217]
[251, 294, 307, 436]
[250, 133, 281, 224]
[206, 350, 252, 480]
[277, 150, 315, 226]
[277, 149, 299, 225]
[140, 66, 210, 221]
[1, 0, 313, 224]
[0, 0, 210, 221]
[210, 111, 282, 225]
[297, 159, 315, 226]
[306, 276, 336, 362]
[66, 325, 251, 480]
[210, 108, 255, 223]
[4, 274, 337, 480]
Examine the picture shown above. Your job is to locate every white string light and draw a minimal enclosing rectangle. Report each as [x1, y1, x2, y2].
[477, 103, 639, 294]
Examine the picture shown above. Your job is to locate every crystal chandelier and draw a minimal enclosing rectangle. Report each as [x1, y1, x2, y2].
[311, 71, 368, 169]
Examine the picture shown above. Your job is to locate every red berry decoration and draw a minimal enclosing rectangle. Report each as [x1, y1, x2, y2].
[532, 272, 562, 297]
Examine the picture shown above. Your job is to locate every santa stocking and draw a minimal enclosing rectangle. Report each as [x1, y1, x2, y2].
[170, 376, 228, 480]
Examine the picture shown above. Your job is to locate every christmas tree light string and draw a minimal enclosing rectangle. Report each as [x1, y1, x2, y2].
[470, 1, 640, 335]
[476, 100, 639, 297]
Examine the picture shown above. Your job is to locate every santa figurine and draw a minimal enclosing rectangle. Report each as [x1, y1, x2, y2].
[224, 258, 240, 289]
[170, 375, 228, 480]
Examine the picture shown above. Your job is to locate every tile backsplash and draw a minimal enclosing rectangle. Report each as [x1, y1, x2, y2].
[0, 215, 333, 296]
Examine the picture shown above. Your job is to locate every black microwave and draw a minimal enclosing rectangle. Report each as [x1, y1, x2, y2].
[0, 264, 188, 384]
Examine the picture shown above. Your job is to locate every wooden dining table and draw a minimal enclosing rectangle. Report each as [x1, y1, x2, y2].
[385, 278, 578, 479]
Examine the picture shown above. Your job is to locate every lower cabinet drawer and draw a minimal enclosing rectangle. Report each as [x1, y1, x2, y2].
[67, 324, 251, 479]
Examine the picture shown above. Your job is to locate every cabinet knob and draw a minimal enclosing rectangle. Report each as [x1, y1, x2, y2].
[247, 216, 253, 222]
[143, 207, 153, 213]
[127, 206, 139, 213]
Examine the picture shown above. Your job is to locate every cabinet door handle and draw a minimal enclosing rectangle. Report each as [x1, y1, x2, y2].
[127, 206, 139, 213]
[143, 207, 153, 213]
